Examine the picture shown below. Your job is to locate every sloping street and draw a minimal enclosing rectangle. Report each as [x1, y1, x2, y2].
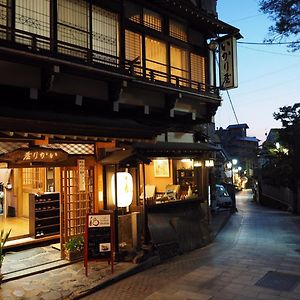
[83, 190, 300, 300]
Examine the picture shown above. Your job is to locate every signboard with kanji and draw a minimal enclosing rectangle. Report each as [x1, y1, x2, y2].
[0, 148, 68, 164]
[219, 36, 238, 90]
[78, 159, 86, 192]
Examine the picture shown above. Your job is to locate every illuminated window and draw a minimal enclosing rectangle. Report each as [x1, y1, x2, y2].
[124, 1, 141, 24]
[143, 9, 162, 32]
[92, 6, 119, 65]
[23, 168, 44, 190]
[170, 45, 189, 86]
[125, 30, 142, 75]
[15, 0, 50, 48]
[190, 53, 206, 90]
[145, 36, 167, 81]
[169, 19, 187, 42]
[0, 0, 8, 40]
[57, 0, 89, 58]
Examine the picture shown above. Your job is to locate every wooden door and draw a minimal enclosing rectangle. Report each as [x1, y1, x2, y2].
[60, 166, 94, 257]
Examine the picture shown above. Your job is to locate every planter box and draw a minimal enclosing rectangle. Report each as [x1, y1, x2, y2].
[65, 250, 83, 261]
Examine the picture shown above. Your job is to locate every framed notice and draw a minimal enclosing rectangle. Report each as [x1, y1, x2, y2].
[154, 159, 169, 177]
[84, 212, 114, 276]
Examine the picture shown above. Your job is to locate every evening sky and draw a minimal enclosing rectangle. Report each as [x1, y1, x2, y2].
[216, 0, 300, 143]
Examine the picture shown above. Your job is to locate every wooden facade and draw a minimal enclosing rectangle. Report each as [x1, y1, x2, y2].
[0, 0, 239, 258]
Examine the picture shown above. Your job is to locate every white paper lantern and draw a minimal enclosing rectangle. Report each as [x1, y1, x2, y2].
[111, 172, 133, 207]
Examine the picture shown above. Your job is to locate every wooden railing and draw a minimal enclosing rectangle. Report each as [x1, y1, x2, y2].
[0, 25, 219, 97]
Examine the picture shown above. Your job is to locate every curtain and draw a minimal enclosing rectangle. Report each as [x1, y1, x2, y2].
[190, 53, 206, 90]
[145, 36, 166, 81]
[170, 45, 189, 86]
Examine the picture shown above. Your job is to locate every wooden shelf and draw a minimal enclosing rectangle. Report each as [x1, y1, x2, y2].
[29, 193, 60, 239]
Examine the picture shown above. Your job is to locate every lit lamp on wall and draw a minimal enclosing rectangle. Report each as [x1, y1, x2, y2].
[205, 159, 214, 167]
[111, 172, 133, 208]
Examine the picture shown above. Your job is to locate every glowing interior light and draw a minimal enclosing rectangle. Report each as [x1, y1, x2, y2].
[111, 172, 133, 207]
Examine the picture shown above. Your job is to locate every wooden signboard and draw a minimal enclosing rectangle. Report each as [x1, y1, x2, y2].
[84, 211, 114, 276]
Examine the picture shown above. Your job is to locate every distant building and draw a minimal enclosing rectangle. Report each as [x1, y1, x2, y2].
[216, 124, 260, 181]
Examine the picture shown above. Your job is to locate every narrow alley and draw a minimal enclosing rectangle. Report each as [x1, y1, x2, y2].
[83, 190, 300, 300]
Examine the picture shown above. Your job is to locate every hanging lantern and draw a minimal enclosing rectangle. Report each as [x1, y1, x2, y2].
[111, 172, 133, 207]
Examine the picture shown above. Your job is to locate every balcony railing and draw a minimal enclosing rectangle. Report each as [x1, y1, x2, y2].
[0, 25, 219, 98]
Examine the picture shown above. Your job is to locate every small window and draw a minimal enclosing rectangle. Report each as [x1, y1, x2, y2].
[143, 9, 162, 32]
[124, 0, 141, 24]
[169, 19, 187, 42]
[190, 53, 206, 90]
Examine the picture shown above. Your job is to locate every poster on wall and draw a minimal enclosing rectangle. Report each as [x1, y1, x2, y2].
[84, 212, 114, 276]
[154, 159, 169, 177]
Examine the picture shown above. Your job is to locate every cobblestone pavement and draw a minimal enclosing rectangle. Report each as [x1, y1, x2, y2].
[83, 190, 300, 300]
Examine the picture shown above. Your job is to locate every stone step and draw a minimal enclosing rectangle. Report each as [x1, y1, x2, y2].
[2, 259, 78, 282]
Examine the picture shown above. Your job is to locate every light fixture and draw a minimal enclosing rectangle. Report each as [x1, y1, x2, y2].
[232, 159, 238, 165]
[208, 39, 218, 51]
[194, 161, 202, 167]
[205, 159, 214, 167]
[111, 172, 133, 207]
[181, 158, 192, 163]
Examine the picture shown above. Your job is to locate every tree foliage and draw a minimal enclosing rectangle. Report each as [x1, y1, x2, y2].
[261, 104, 300, 186]
[273, 103, 300, 127]
[259, 0, 300, 51]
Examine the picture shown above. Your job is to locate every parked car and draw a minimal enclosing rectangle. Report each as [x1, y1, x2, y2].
[211, 184, 232, 210]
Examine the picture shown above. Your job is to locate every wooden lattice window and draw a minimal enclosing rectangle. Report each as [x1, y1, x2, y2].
[92, 5, 119, 65]
[143, 9, 162, 32]
[15, 0, 50, 48]
[190, 53, 206, 91]
[23, 168, 44, 189]
[169, 19, 187, 42]
[125, 30, 142, 75]
[0, 0, 9, 40]
[57, 0, 89, 58]
[170, 45, 189, 87]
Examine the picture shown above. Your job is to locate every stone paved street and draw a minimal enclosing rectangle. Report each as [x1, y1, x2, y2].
[83, 190, 300, 300]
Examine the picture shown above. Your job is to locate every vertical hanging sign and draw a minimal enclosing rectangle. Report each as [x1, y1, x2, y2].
[219, 36, 238, 90]
[78, 159, 86, 192]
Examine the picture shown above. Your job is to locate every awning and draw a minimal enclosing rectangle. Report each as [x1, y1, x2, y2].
[133, 141, 220, 158]
[101, 148, 151, 166]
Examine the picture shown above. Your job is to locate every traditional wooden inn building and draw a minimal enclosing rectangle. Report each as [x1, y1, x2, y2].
[0, 0, 239, 261]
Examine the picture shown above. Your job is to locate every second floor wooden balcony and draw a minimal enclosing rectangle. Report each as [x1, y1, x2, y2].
[0, 24, 219, 100]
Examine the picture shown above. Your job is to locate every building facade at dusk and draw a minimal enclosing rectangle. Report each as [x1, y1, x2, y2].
[0, 0, 239, 261]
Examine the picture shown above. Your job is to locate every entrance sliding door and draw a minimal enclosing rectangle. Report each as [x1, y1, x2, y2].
[60, 166, 94, 258]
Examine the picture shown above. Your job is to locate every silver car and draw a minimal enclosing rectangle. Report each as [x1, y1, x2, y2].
[211, 184, 232, 209]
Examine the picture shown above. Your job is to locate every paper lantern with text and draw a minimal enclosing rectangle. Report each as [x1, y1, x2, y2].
[111, 172, 133, 207]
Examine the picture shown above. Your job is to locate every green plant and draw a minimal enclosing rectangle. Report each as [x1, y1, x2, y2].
[65, 235, 84, 252]
[0, 229, 11, 268]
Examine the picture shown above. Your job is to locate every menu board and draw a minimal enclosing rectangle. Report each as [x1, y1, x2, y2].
[85, 212, 114, 276]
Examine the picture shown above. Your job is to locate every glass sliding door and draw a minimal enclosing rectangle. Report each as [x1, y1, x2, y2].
[170, 45, 189, 87]
[125, 30, 142, 75]
[92, 6, 119, 66]
[15, 0, 50, 49]
[57, 0, 89, 58]
[190, 53, 206, 90]
[145, 36, 166, 82]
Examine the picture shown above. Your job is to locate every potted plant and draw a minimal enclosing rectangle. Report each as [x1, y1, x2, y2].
[64, 235, 84, 261]
[0, 229, 11, 284]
